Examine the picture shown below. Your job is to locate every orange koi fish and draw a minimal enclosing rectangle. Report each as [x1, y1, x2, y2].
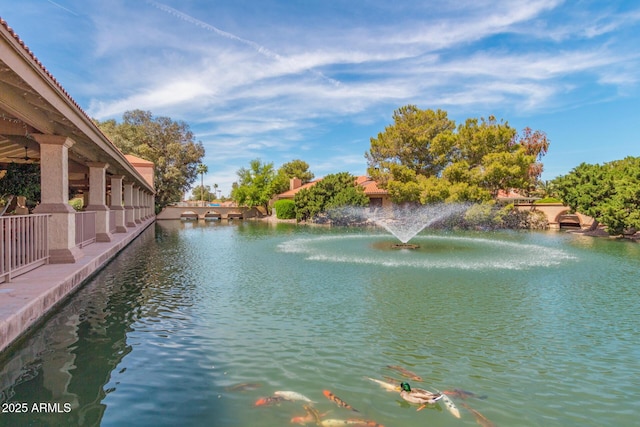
[386, 365, 423, 382]
[323, 390, 359, 412]
[347, 418, 385, 427]
[254, 395, 286, 406]
[461, 403, 496, 427]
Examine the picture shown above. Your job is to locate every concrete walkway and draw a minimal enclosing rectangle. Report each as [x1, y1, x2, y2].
[0, 218, 155, 354]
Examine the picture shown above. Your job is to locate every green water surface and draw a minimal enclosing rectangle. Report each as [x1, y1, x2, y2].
[1, 220, 638, 426]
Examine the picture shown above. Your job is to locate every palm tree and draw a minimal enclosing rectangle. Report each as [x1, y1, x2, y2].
[196, 164, 208, 205]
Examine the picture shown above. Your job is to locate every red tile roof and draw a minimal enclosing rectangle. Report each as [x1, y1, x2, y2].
[275, 176, 387, 199]
[277, 179, 322, 198]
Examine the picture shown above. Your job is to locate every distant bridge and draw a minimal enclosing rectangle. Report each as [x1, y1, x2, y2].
[157, 205, 265, 220]
[513, 202, 594, 229]
[158, 202, 594, 229]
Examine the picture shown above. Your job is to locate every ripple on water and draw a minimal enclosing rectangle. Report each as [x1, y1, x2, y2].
[278, 234, 577, 270]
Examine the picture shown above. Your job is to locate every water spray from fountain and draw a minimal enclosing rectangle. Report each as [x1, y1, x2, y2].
[329, 203, 470, 247]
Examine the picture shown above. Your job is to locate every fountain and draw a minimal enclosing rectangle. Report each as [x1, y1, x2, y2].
[330, 203, 470, 248]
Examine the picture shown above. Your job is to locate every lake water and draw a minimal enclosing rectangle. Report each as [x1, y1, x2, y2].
[1, 220, 639, 427]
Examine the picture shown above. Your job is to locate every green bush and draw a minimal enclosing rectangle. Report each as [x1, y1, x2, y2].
[274, 199, 296, 219]
[69, 198, 84, 211]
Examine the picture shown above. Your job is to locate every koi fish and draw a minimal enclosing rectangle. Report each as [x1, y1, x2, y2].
[386, 365, 423, 382]
[461, 403, 496, 427]
[254, 395, 286, 406]
[323, 390, 359, 412]
[365, 377, 399, 392]
[346, 418, 385, 427]
[443, 388, 487, 400]
[224, 382, 262, 392]
[320, 419, 383, 427]
[382, 376, 401, 385]
[438, 392, 461, 419]
[274, 390, 315, 403]
[291, 404, 322, 425]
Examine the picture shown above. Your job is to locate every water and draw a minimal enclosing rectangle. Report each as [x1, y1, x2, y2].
[1, 221, 639, 426]
[364, 203, 470, 243]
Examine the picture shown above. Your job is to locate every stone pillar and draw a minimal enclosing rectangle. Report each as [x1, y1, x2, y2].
[140, 192, 147, 220]
[85, 162, 112, 242]
[133, 187, 142, 224]
[144, 193, 150, 219]
[33, 135, 83, 263]
[110, 175, 127, 233]
[123, 182, 136, 227]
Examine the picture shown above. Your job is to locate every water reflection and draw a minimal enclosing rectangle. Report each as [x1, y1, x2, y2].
[0, 222, 638, 427]
[0, 228, 156, 426]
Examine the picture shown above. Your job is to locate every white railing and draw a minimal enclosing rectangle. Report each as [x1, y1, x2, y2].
[75, 211, 96, 248]
[0, 214, 49, 283]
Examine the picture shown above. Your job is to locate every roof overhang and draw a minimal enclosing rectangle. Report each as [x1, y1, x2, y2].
[0, 18, 153, 193]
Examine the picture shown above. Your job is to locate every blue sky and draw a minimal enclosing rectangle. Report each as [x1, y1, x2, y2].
[2, 0, 640, 195]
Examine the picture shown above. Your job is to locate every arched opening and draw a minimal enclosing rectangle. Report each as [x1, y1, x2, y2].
[204, 210, 221, 221]
[556, 210, 581, 228]
[180, 210, 198, 221]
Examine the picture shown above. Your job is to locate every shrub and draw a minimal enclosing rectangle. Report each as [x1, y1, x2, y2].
[274, 199, 296, 219]
[534, 197, 562, 204]
[69, 198, 84, 211]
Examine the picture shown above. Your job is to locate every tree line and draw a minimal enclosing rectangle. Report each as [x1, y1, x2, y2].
[4, 104, 637, 235]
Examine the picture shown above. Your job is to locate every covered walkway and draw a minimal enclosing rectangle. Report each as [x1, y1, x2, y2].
[0, 18, 157, 352]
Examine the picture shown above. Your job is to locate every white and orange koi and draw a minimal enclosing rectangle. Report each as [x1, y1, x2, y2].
[274, 390, 315, 403]
[254, 395, 286, 406]
[365, 377, 399, 392]
[438, 391, 461, 419]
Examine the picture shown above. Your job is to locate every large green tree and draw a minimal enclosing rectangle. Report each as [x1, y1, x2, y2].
[231, 159, 276, 211]
[190, 185, 214, 202]
[554, 157, 640, 234]
[96, 110, 205, 212]
[294, 172, 368, 222]
[366, 105, 456, 186]
[366, 106, 549, 204]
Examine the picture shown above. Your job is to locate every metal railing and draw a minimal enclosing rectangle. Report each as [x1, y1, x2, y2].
[75, 211, 96, 248]
[1, 214, 49, 283]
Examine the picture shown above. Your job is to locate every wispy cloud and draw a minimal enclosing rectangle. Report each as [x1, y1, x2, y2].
[11, 0, 634, 192]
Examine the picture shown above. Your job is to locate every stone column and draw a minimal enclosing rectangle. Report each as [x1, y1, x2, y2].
[33, 135, 83, 263]
[144, 193, 150, 219]
[140, 192, 147, 219]
[133, 187, 141, 224]
[123, 182, 136, 227]
[110, 175, 127, 233]
[149, 194, 154, 218]
[85, 162, 112, 242]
